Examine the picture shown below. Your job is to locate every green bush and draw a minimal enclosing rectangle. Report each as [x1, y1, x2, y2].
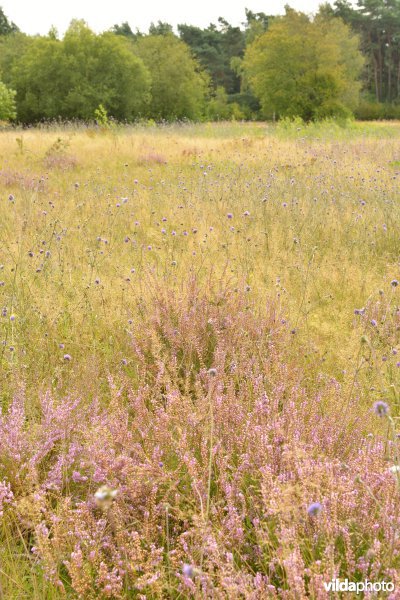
[355, 101, 400, 120]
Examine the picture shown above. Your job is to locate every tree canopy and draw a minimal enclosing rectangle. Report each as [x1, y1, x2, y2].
[243, 8, 364, 120]
[0, 3, 398, 123]
[4, 21, 150, 122]
[133, 34, 209, 120]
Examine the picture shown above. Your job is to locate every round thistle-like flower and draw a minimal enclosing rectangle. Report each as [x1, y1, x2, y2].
[63, 354, 72, 361]
[227, 212, 233, 219]
[373, 401, 389, 417]
[391, 279, 399, 287]
[307, 502, 322, 517]
[182, 563, 195, 579]
[207, 367, 217, 377]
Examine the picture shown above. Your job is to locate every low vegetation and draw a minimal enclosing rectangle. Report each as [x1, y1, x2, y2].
[0, 121, 399, 597]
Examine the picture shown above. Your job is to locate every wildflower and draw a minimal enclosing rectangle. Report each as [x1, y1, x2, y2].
[94, 485, 118, 507]
[370, 319, 377, 327]
[354, 308, 365, 315]
[388, 465, 400, 475]
[10, 315, 15, 322]
[121, 358, 128, 365]
[243, 210, 250, 216]
[307, 502, 322, 517]
[207, 368, 217, 377]
[63, 354, 72, 361]
[227, 213, 233, 219]
[8, 194, 14, 202]
[391, 279, 399, 287]
[182, 564, 195, 579]
[373, 401, 389, 417]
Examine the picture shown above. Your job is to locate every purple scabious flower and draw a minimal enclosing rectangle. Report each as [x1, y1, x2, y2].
[391, 279, 399, 287]
[307, 502, 322, 517]
[207, 367, 217, 377]
[63, 354, 72, 361]
[373, 401, 389, 417]
[370, 319, 377, 327]
[182, 564, 195, 579]
[227, 213, 233, 219]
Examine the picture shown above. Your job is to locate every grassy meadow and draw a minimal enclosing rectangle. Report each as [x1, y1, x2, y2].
[0, 120, 399, 598]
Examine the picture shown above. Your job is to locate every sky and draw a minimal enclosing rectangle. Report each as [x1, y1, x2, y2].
[2, 0, 324, 37]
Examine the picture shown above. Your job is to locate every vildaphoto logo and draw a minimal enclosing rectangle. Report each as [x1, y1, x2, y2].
[324, 579, 395, 594]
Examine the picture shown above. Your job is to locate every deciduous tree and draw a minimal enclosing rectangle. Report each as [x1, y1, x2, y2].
[243, 8, 364, 120]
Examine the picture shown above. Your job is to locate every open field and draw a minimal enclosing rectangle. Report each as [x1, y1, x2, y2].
[0, 121, 399, 598]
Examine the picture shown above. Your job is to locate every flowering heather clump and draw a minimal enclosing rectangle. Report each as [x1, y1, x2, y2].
[0, 283, 398, 597]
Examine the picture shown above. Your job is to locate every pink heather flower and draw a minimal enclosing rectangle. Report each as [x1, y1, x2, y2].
[0, 480, 14, 516]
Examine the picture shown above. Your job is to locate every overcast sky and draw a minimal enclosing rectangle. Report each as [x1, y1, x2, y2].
[2, 0, 324, 37]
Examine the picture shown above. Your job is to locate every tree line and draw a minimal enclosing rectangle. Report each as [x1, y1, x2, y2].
[0, 2, 398, 124]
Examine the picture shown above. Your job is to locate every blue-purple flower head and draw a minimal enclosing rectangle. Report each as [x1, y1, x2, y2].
[373, 401, 389, 417]
[391, 279, 399, 288]
[182, 563, 195, 579]
[307, 502, 322, 517]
